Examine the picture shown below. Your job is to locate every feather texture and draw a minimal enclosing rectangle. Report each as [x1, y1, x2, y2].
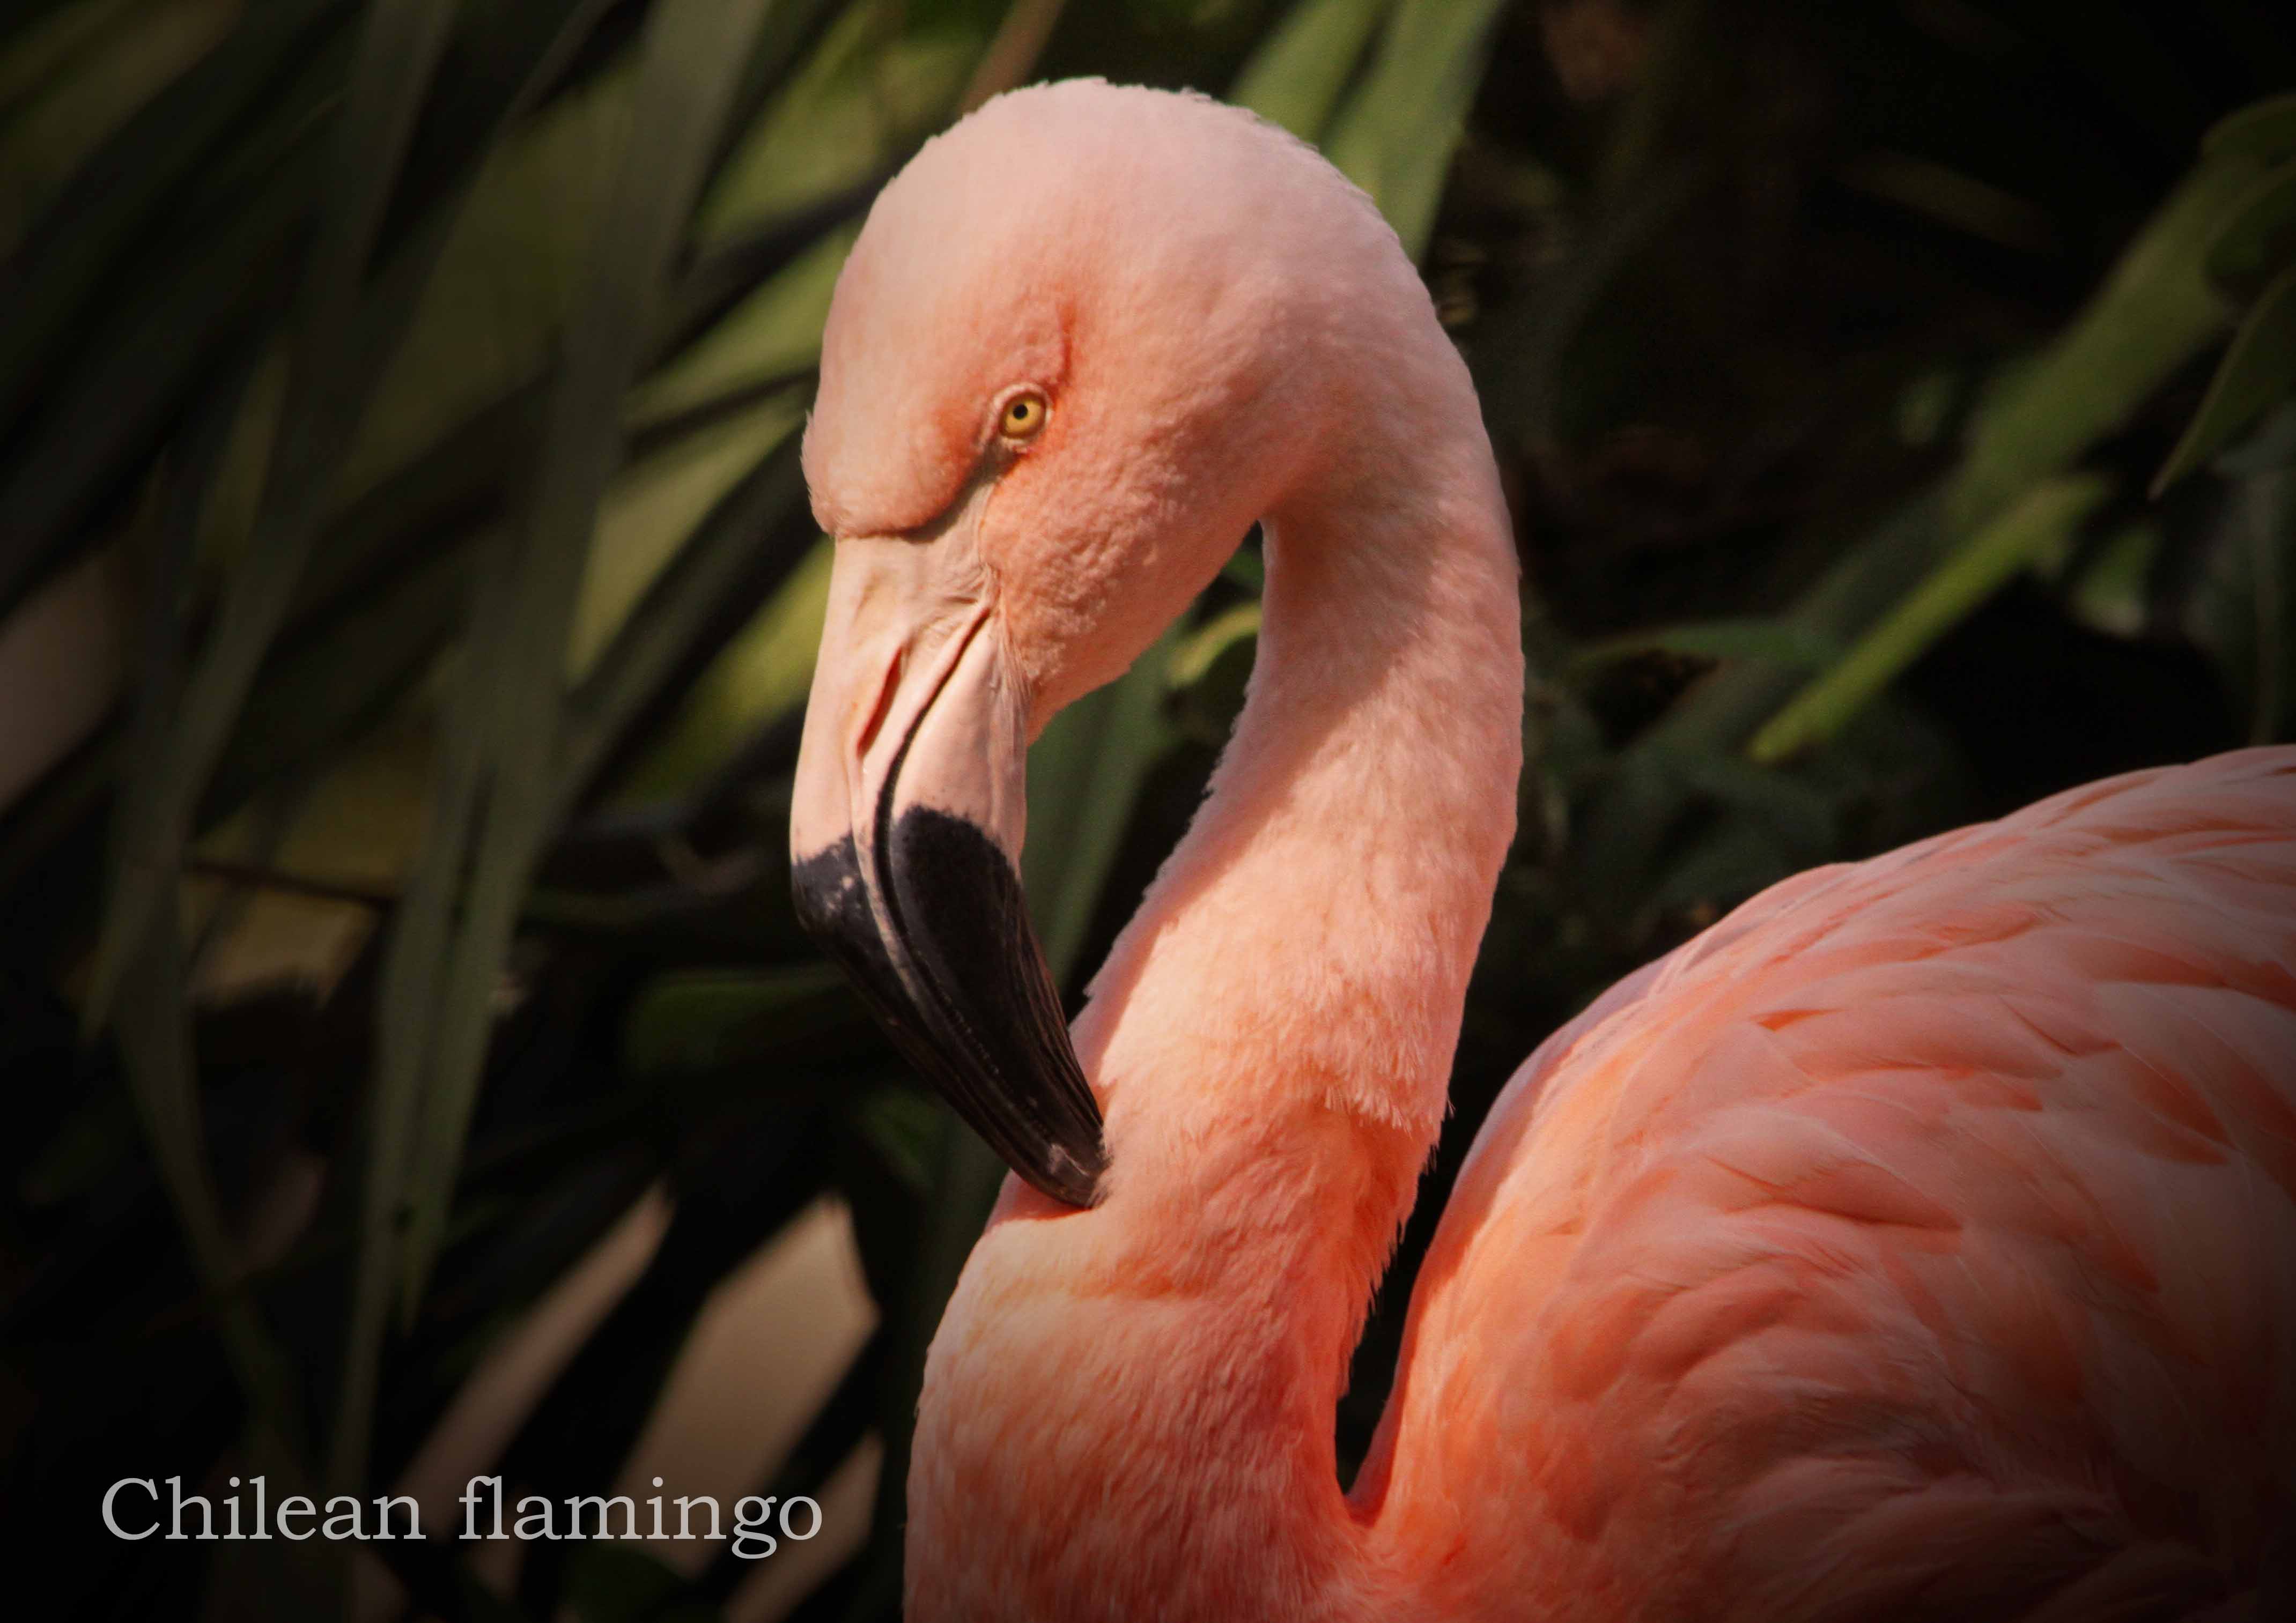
[1377, 751, 2296, 1619]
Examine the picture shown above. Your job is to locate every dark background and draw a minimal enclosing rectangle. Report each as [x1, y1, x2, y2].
[2, 1, 2292, 1618]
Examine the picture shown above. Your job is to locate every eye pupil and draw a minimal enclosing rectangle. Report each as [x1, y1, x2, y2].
[1001, 393, 1046, 439]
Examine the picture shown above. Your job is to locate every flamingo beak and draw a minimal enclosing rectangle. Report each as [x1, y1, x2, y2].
[788, 536, 1105, 1207]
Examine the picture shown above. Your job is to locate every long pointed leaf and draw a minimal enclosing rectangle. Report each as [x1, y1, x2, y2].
[1022, 626, 1183, 981]
[0, 0, 342, 436]
[1748, 475, 2114, 763]
[2205, 92, 2296, 162]
[1228, 0, 1392, 142]
[340, 3, 789, 1517]
[0, 0, 239, 256]
[2205, 158, 2296, 291]
[555, 433, 815, 817]
[108, 352, 305, 1460]
[1322, 0, 1509, 258]
[1947, 152, 2263, 532]
[83, 0, 464, 1028]
[88, 0, 616, 1034]
[1709, 150, 2275, 768]
[2154, 264, 2296, 495]
[1571, 619, 1844, 675]
[0, 1, 140, 114]
[0, 138, 316, 605]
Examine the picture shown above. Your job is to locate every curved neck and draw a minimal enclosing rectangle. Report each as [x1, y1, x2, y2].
[909, 386, 1523, 1622]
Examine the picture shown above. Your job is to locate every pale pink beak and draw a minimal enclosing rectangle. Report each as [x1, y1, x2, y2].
[789, 536, 1104, 1207]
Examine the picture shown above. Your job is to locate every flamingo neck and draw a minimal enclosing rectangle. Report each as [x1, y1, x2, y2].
[909, 403, 1524, 1620]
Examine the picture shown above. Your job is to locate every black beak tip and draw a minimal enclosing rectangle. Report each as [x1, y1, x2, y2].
[1033, 1132, 1105, 1210]
[791, 817, 1108, 1211]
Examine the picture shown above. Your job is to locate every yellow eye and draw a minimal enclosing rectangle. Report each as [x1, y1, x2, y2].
[999, 390, 1049, 441]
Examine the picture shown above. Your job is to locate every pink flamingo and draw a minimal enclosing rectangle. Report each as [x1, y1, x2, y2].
[788, 80, 2296, 1621]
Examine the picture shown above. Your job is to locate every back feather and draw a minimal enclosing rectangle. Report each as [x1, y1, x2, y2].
[1377, 748, 2296, 1621]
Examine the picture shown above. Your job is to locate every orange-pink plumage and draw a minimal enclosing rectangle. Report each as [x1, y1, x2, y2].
[787, 78, 2296, 1621]
[1374, 750, 2296, 1621]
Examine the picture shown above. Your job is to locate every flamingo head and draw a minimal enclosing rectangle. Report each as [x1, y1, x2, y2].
[790, 79, 1405, 1206]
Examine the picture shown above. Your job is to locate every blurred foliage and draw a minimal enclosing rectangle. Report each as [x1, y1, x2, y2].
[0, 1, 2291, 1619]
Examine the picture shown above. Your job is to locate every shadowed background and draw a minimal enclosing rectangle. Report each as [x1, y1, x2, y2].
[1, 1, 2292, 1618]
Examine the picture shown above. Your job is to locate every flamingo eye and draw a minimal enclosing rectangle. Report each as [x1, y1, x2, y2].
[999, 390, 1049, 442]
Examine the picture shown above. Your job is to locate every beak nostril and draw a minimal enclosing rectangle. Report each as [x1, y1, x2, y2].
[857, 645, 904, 759]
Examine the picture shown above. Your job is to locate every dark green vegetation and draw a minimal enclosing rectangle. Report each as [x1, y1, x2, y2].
[2, 2, 2291, 1618]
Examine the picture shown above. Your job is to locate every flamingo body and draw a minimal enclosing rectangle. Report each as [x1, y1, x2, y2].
[1373, 748, 2296, 1621]
[786, 79, 2296, 1621]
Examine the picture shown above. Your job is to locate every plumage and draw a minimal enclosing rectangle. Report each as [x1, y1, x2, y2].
[1378, 751, 2296, 1622]
[788, 78, 2296, 1621]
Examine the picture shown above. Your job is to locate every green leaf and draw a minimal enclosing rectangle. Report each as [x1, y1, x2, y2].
[601, 533, 831, 808]
[0, 0, 138, 113]
[87, 0, 596, 1039]
[1579, 499, 1964, 958]
[0, 711, 113, 892]
[1572, 744, 1687, 936]
[1023, 621, 1184, 983]
[849, 1086, 941, 1197]
[291, 378, 542, 619]
[566, 397, 808, 682]
[16, 1087, 136, 1207]
[336, 51, 634, 501]
[2064, 521, 2160, 639]
[106, 351, 305, 1463]
[191, 382, 535, 831]
[2204, 91, 2296, 162]
[556, 427, 818, 817]
[626, 224, 852, 432]
[623, 964, 854, 1077]
[1662, 746, 1836, 856]
[382, 0, 786, 1385]
[0, 0, 238, 256]
[284, 0, 460, 346]
[1166, 601, 1260, 748]
[329, 0, 773, 1506]
[1947, 152, 2262, 533]
[114, 901, 309, 1454]
[2154, 264, 2296, 496]
[1592, 0, 1712, 203]
[1647, 817, 1794, 921]
[1322, 0, 1508, 258]
[0, 0, 339, 441]
[1228, 0, 1391, 142]
[1749, 474, 2114, 764]
[1167, 601, 1262, 690]
[696, 0, 978, 251]
[2185, 402, 2296, 744]
[1571, 619, 1844, 675]
[2206, 158, 2296, 292]
[210, 544, 473, 819]
[1658, 152, 2271, 774]
[0, 139, 315, 607]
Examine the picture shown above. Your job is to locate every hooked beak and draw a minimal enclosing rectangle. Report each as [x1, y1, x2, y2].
[789, 536, 1105, 1207]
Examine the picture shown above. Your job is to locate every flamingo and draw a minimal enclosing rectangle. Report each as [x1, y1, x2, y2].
[787, 79, 2296, 1622]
